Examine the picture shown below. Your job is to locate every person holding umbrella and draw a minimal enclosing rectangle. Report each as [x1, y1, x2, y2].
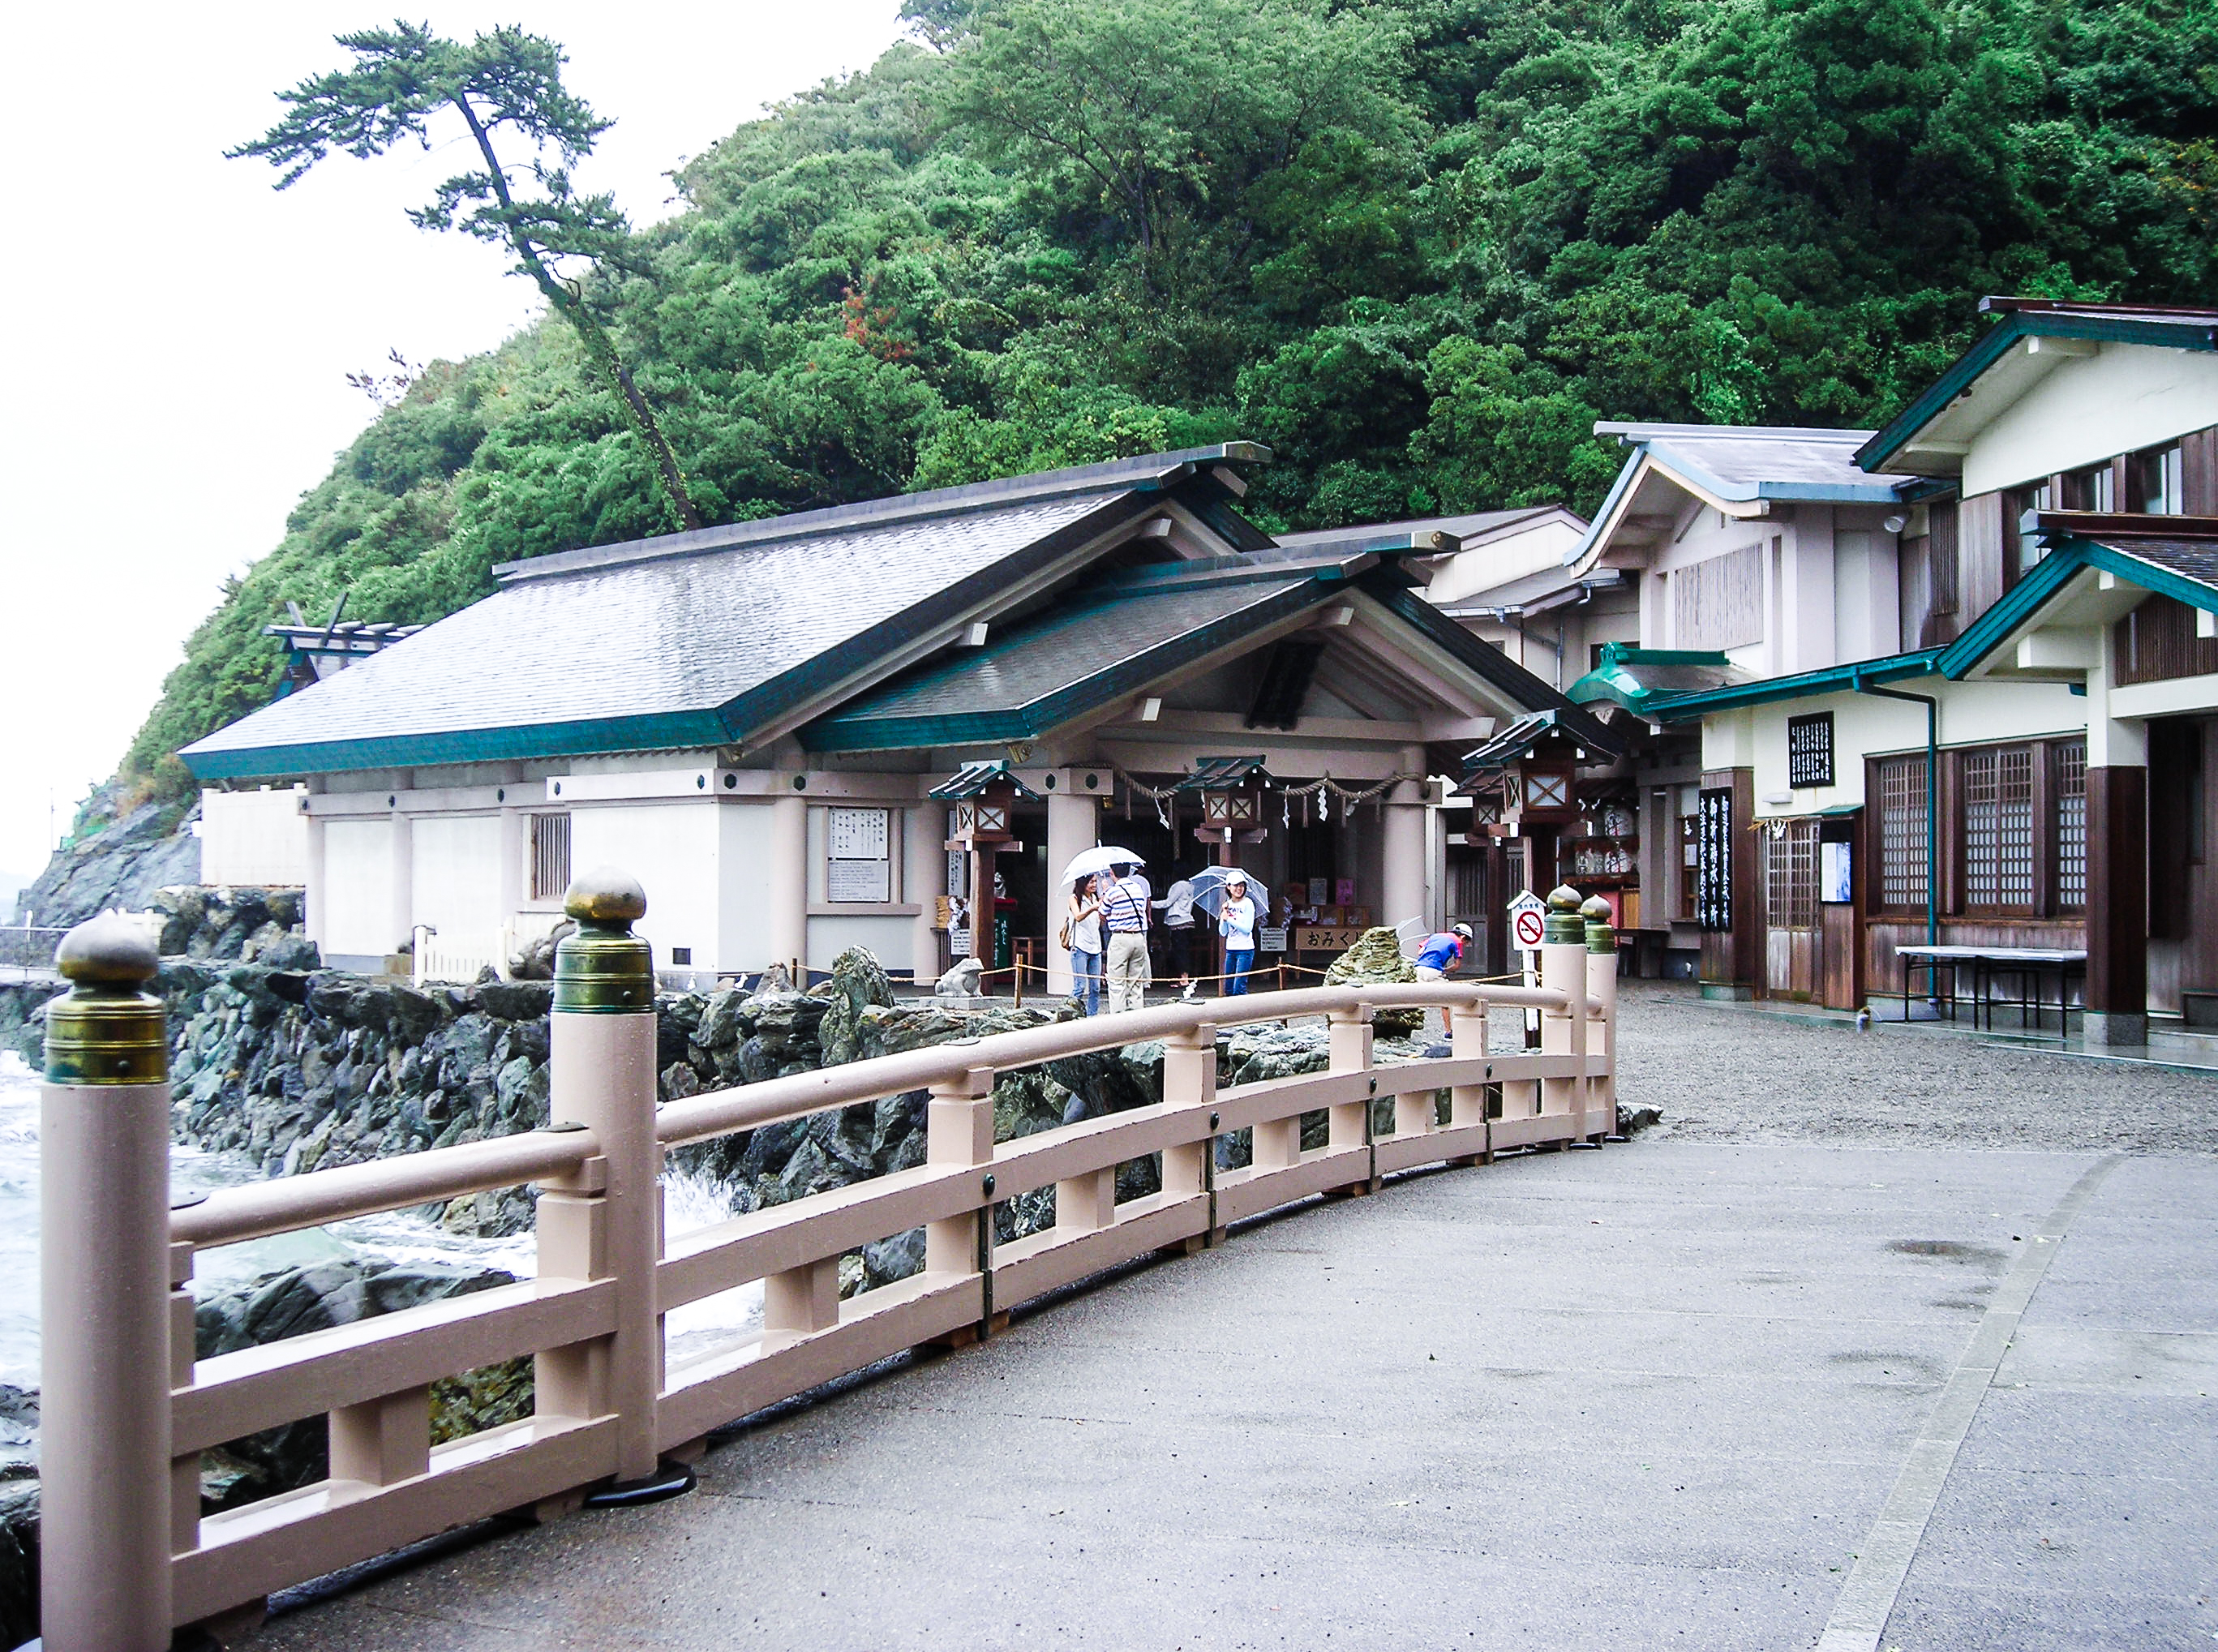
[1065, 873, 1105, 1015]
[1216, 873, 1259, 996]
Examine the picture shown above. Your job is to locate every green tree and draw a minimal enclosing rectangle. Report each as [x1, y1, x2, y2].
[231, 21, 705, 530]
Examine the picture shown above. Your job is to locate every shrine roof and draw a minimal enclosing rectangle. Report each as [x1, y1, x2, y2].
[179, 446, 1268, 779]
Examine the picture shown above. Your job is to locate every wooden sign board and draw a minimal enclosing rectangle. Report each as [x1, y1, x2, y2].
[1294, 925, 1368, 953]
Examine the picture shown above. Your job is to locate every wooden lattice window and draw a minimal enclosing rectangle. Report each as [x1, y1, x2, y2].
[529, 813, 572, 903]
[1877, 756, 1928, 911]
[1765, 819, 1819, 931]
[2054, 741, 2087, 911]
[1963, 747, 2035, 911]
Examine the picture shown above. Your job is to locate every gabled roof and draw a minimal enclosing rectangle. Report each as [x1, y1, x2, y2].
[1568, 424, 1916, 569]
[801, 555, 1359, 752]
[1646, 649, 1946, 720]
[1568, 646, 1747, 715]
[1177, 756, 1273, 791]
[803, 547, 1618, 753]
[928, 759, 1041, 800]
[1461, 710, 1591, 772]
[1857, 298, 2218, 476]
[180, 446, 1268, 779]
[1937, 521, 2218, 681]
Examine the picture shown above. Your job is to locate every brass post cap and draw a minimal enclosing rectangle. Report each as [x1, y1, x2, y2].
[1578, 895, 1613, 922]
[1546, 885, 1583, 912]
[564, 869, 648, 925]
[54, 912, 159, 985]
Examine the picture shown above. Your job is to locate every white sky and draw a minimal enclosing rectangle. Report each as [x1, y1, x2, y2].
[0, 0, 909, 886]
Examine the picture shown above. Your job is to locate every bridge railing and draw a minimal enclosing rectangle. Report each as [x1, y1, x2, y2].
[35, 876, 1620, 1650]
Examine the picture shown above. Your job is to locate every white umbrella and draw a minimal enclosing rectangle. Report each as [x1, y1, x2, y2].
[1186, 865, 1255, 917]
[1058, 845, 1145, 887]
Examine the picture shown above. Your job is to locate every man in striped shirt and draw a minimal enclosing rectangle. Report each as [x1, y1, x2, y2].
[1100, 862, 1152, 1014]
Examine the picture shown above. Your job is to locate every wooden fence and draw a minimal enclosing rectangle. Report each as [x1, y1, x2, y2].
[35, 882, 1620, 1650]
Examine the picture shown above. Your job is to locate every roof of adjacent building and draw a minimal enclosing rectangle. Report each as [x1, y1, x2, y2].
[1568, 424, 1918, 570]
[1568, 646, 1748, 715]
[180, 446, 1268, 779]
[1644, 648, 1947, 719]
[1937, 518, 2218, 680]
[1273, 505, 1575, 557]
[1857, 298, 2218, 476]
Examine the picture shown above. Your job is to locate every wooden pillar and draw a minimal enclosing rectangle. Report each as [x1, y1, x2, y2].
[907, 800, 946, 987]
[1045, 786, 1095, 997]
[2085, 765, 2148, 1045]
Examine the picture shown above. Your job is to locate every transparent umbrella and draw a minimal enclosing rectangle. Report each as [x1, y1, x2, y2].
[1186, 865, 1255, 917]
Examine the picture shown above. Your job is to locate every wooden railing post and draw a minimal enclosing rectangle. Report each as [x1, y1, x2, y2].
[1446, 995, 1491, 1162]
[39, 913, 174, 1650]
[1581, 897, 1618, 1144]
[925, 1058, 994, 1268]
[536, 870, 684, 1499]
[1538, 887, 1588, 1137]
[1325, 1003, 1375, 1190]
[1160, 1023, 1216, 1251]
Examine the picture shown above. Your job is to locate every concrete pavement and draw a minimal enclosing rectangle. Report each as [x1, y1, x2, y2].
[239, 1138, 2218, 1650]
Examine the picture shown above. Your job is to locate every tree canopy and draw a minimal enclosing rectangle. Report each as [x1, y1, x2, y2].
[118, 0, 2218, 800]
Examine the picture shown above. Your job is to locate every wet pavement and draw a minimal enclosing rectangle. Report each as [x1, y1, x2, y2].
[242, 1128, 2218, 1651]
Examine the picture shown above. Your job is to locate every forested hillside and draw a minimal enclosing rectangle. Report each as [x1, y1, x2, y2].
[120, 0, 2217, 805]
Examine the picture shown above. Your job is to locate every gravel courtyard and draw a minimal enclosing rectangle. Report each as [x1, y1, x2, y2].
[1606, 980, 2218, 1155]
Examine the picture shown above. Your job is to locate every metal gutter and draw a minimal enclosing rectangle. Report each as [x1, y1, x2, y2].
[1647, 649, 1946, 720]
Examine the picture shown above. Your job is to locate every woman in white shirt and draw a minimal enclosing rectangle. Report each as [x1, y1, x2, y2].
[1067, 874, 1105, 1015]
[1216, 873, 1258, 997]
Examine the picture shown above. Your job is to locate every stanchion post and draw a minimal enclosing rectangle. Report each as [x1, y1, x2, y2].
[1538, 886, 1587, 1135]
[40, 913, 174, 1651]
[1581, 896, 1617, 1144]
[537, 869, 682, 1499]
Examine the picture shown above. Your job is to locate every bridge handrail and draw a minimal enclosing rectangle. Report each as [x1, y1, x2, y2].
[657, 980, 1578, 1145]
[33, 888, 1622, 1651]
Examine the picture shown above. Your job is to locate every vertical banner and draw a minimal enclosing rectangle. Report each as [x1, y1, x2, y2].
[1697, 787, 1734, 933]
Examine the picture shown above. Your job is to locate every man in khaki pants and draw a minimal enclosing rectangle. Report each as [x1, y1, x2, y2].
[1099, 862, 1152, 1014]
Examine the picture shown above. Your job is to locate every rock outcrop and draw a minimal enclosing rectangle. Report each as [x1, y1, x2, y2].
[10, 781, 201, 928]
[1323, 926, 1424, 1035]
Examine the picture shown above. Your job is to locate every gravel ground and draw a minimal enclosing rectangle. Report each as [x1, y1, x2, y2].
[1602, 979, 2218, 1154]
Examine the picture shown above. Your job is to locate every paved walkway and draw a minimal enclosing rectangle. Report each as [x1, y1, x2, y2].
[245, 1136, 2218, 1650]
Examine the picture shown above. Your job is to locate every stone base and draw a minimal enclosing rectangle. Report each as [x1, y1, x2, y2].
[1698, 982, 1755, 1002]
[2081, 1010, 2147, 1047]
[929, 993, 997, 1012]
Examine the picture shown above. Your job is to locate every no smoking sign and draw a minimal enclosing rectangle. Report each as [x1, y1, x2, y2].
[1507, 890, 1547, 952]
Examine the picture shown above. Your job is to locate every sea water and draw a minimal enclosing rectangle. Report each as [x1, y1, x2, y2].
[0, 1051, 762, 1388]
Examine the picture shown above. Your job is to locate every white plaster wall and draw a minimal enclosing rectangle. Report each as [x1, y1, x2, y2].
[409, 814, 503, 944]
[1964, 344, 2218, 496]
[719, 801, 779, 974]
[1830, 531, 1903, 663]
[570, 800, 722, 972]
[199, 787, 310, 885]
[1738, 679, 2090, 814]
[808, 915, 918, 973]
[322, 818, 396, 958]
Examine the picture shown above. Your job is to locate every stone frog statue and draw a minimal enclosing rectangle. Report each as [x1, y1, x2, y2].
[935, 957, 985, 998]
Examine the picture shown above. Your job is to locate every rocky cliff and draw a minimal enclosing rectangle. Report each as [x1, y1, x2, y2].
[10, 779, 202, 928]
